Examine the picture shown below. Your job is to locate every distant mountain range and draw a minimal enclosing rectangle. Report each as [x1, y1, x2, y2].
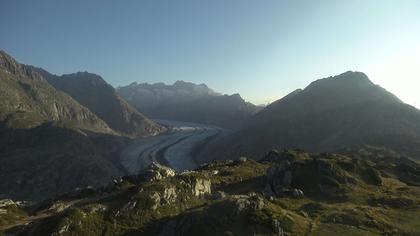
[117, 81, 262, 128]
[0, 51, 164, 201]
[203, 71, 420, 161]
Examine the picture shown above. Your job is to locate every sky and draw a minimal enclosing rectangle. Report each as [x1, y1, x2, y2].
[1, 0, 419, 107]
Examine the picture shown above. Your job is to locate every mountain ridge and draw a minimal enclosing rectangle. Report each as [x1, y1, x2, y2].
[201, 71, 420, 162]
[117, 80, 261, 128]
[0, 51, 113, 133]
[37, 69, 165, 138]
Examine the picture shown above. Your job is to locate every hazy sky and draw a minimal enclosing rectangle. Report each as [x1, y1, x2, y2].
[1, 0, 419, 107]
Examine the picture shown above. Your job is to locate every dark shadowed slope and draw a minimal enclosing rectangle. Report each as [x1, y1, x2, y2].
[0, 51, 128, 201]
[117, 81, 261, 129]
[36, 70, 165, 138]
[205, 71, 420, 161]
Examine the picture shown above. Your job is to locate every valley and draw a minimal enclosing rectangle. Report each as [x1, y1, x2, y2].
[1, 51, 420, 235]
[120, 120, 230, 174]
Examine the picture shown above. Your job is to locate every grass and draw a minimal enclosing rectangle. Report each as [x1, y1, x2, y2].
[0, 205, 28, 226]
[3, 150, 420, 235]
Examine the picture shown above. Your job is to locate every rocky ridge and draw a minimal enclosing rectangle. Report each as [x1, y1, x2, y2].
[2, 149, 420, 235]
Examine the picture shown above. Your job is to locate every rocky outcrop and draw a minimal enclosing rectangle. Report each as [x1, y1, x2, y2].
[179, 175, 212, 197]
[231, 193, 265, 214]
[46, 201, 73, 214]
[264, 151, 355, 199]
[265, 160, 293, 197]
[8, 150, 420, 236]
[144, 162, 176, 182]
[191, 178, 212, 197]
[0, 199, 16, 208]
[125, 169, 212, 213]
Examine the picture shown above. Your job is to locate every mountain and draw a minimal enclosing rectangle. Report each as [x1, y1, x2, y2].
[117, 81, 261, 128]
[36, 70, 164, 138]
[0, 51, 160, 201]
[204, 71, 420, 161]
[2, 149, 420, 235]
[0, 51, 112, 133]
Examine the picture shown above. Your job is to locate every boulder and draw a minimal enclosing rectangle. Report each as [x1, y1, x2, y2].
[292, 189, 304, 198]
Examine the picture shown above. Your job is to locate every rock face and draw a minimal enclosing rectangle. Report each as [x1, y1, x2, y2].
[266, 160, 293, 197]
[117, 81, 261, 128]
[179, 175, 212, 197]
[144, 162, 176, 182]
[191, 178, 212, 197]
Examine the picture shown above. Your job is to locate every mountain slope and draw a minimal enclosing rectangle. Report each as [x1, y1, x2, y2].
[0, 51, 127, 201]
[37, 70, 164, 138]
[0, 51, 112, 133]
[117, 81, 261, 128]
[206, 71, 420, 160]
[0, 124, 127, 201]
